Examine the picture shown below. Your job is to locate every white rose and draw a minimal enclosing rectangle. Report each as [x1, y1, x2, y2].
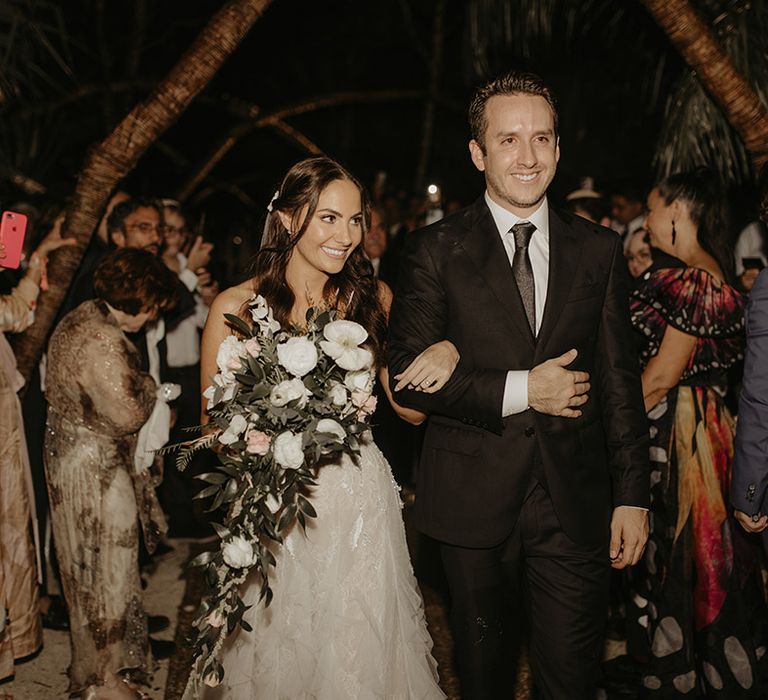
[328, 382, 348, 406]
[216, 336, 246, 374]
[222, 536, 256, 568]
[270, 378, 310, 408]
[277, 336, 319, 377]
[218, 414, 248, 445]
[317, 418, 346, 441]
[273, 431, 305, 470]
[344, 369, 374, 394]
[319, 320, 373, 371]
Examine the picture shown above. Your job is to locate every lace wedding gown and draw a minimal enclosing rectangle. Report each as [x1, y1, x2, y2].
[203, 431, 445, 700]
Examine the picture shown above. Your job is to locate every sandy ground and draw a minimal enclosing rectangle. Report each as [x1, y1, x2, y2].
[0, 542, 191, 700]
[0, 534, 626, 700]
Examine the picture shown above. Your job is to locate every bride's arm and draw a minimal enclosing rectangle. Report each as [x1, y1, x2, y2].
[200, 285, 251, 424]
[378, 281, 459, 426]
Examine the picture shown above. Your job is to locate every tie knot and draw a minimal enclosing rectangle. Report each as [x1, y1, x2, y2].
[511, 221, 536, 249]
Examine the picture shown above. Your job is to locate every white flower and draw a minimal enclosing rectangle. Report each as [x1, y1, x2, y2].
[320, 320, 373, 371]
[265, 493, 281, 513]
[216, 336, 246, 374]
[250, 295, 281, 334]
[273, 431, 305, 469]
[270, 378, 310, 408]
[222, 536, 256, 568]
[249, 294, 269, 320]
[328, 382, 348, 406]
[317, 418, 346, 441]
[277, 336, 318, 377]
[218, 414, 248, 445]
[344, 369, 374, 394]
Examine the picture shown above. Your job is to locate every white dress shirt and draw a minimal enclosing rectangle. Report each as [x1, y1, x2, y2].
[484, 192, 549, 417]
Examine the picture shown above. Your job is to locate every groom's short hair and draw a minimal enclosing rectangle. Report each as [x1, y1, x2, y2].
[469, 71, 558, 151]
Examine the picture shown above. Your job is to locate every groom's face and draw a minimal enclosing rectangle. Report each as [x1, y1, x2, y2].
[469, 94, 560, 218]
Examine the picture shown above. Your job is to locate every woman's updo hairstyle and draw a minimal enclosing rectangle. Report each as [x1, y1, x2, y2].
[656, 169, 735, 282]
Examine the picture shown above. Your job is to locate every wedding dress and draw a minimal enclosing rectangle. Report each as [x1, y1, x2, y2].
[203, 430, 445, 699]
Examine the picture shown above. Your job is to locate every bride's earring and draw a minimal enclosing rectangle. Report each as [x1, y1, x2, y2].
[671, 220, 677, 245]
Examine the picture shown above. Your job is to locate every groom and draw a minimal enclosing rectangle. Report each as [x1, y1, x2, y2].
[388, 71, 650, 699]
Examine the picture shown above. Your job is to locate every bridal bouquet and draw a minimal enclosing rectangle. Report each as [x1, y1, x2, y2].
[176, 294, 377, 695]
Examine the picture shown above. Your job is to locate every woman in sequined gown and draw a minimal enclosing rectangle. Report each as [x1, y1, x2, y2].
[196, 158, 449, 699]
[627, 171, 767, 697]
[44, 249, 178, 697]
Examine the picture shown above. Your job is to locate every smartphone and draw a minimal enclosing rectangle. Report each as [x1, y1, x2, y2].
[0, 211, 28, 269]
[742, 257, 765, 271]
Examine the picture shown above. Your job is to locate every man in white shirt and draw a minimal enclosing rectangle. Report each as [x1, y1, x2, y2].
[389, 71, 649, 700]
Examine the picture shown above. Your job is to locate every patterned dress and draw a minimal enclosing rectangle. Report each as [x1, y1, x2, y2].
[0, 277, 42, 681]
[628, 264, 767, 697]
[44, 300, 164, 693]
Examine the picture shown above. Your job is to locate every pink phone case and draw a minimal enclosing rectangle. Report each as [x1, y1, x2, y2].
[0, 210, 28, 269]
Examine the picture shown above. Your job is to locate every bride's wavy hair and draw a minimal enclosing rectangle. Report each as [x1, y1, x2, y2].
[657, 169, 735, 282]
[248, 156, 387, 367]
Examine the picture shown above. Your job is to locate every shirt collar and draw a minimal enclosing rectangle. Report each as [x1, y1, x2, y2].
[484, 191, 550, 243]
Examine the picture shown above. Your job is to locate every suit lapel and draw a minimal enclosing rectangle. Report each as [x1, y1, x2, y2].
[458, 198, 535, 347]
[536, 208, 584, 357]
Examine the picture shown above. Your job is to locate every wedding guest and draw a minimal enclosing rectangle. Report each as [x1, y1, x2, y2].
[159, 200, 216, 537]
[627, 170, 766, 696]
[625, 228, 652, 279]
[44, 248, 179, 697]
[611, 181, 646, 251]
[565, 180, 612, 227]
[0, 220, 74, 682]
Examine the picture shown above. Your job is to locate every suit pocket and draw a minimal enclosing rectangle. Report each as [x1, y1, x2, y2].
[426, 415, 483, 456]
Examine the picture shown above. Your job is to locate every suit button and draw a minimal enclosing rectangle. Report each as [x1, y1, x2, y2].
[524, 426, 535, 438]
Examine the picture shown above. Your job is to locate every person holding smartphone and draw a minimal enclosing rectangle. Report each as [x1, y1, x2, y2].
[0, 215, 74, 682]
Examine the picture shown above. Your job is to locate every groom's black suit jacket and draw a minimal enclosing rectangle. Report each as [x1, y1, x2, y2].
[388, 197, 649, 548]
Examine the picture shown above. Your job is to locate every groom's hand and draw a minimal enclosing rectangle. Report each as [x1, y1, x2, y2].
[609, 506, 649, 569]
[528, 349, 590, 417]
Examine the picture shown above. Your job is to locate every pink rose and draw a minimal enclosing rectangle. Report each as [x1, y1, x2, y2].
[245, 429, 271, 456]
[245, 337, 261, 357]
[351, 389, 371, 407]
[226, 355, 241, 370]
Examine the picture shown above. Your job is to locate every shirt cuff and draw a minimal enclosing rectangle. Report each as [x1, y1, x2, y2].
[619, 505, 649, 512]
[502, 370, 529, 417]
[179, 267, 198, 292]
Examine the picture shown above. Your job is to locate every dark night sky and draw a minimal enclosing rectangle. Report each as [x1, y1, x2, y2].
[1, 0, 685, 257]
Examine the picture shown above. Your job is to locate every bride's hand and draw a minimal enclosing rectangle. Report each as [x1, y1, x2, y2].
[394, 340, 459, 393]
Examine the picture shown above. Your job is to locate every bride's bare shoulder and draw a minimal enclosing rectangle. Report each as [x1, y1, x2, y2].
[210, 281, 256, 316]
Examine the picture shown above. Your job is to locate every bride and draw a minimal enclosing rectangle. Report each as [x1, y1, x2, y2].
[198, 157, 454, 699]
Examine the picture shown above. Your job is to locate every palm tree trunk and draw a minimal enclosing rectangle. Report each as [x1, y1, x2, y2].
[11, 0, 273, 382]
[641, 0, 768, 172]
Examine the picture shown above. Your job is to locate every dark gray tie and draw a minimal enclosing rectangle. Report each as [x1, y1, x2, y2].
[510, 221, 536, 334]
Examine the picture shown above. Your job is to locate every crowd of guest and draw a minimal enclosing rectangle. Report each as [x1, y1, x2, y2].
[0, 163, 767, 698]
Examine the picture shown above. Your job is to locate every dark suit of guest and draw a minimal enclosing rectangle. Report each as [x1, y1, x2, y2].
[388, 195, 649, 699]
[732, 268, 768, 551]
